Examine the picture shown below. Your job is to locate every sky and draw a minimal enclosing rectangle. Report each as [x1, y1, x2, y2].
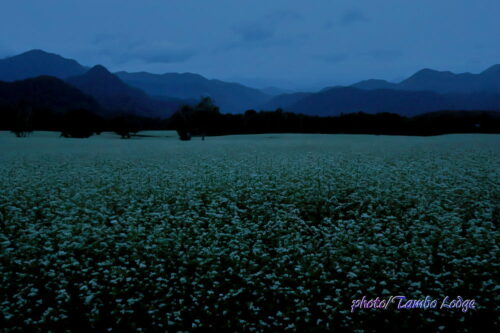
[1, 0, 500, 90]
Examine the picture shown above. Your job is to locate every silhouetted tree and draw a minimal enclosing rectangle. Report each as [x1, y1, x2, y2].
[171, 105, 194, 140]
[166, 107, 499, 137]
[60, 109, 102, 138]
[11, 105, 33, 138]
[112, 115, 140, 139]
[170, 97, 223, 140]
[10, 104, 33, 137]
[193, 97, 220, 140]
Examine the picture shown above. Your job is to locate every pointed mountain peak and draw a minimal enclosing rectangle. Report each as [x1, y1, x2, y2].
[68, 64, 123, 86]
[19, 49, 52, 56]
[86, 64, 112, 76]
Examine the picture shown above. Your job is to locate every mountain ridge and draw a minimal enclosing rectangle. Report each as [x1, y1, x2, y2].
[0, 49, 87, 81]
[0, 75, 101, 113]
[2, 49, 500, 118]
[66, 65, 188, 118]
[266, 86, 500, 117]
[116, 71, 271, 113]
[348, 65, 500, 94]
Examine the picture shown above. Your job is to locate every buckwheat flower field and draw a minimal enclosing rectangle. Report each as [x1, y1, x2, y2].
[0, 132, 498, 332]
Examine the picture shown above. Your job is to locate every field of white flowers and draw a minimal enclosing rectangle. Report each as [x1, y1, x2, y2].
[0, 132, 498, 332]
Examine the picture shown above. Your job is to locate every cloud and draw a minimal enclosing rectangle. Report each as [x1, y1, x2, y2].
[360, 50, 401, 61]
[231, 10, 302, 45]
[318, 50, 399, 66]
[128, 41, 195, 64]
[92, 35, 195, 64]
[321, 53, 349, 64]
[233, 25, 275, 43]
[324, 9, 369, 28]
[340, 9, 369, 26]
[265, 10, 302, 22]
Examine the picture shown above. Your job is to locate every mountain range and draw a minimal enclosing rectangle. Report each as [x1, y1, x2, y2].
[66, 65, 187, 118]
[266, 87, 500, 117]
[0, 49, 87, 81]
[351, 66, 500, 93]
[1, 49, 500, 118]
[0, 76, 100, 113]
[264, 65, 500, 116]
[115, 71, 270, 113]
[0, 50, 270, 115]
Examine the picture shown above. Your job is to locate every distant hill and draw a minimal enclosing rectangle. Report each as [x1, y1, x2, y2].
[351, 79, 399, 90]
[116, 71, 271, 113]
[2, 49, 500, 118]
[67, 66, 187, 118]
[398, 69, 479, 93]
[0, 76, 100, 112]
[0, 50, 87, 81]
[274, 87, 500, 117]
[0, 49, 268, 115]
[259, 87, 294, 96]
[348, 65, 500, 94]
[268, 64, 500, 116]
[260, 92, 313, 110]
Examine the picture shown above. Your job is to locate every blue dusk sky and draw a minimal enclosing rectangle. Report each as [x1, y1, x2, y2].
[1, 0, 499, 90]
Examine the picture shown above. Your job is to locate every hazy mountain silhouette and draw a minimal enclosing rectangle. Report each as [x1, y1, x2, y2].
[351, 79, 399, 90]
[0, 76, 100, 112]
[116, 71, 271, 113]
[2, 49, 500, 118]
[267, 64, 500, 116]
[269, 87, 500, 117]
[261, 92, 313, 110]
[399, 69, 478, 93]
[259, 87, 294, 96]
[67, 66, 187, 117]
[0, 50, 269, 115]
[348, 65, 500, 94]
[0, 50, 87, 81]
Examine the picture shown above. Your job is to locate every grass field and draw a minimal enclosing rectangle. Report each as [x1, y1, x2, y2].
[0, 131, 498, 332]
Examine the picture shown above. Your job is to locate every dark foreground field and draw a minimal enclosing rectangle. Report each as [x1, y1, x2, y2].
[0, 132, 498, 332]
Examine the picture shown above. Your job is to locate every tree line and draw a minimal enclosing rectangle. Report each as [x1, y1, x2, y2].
[1, 97, 499, 139]
[0, 105, 164, 138]
[167, 97, 500, 138]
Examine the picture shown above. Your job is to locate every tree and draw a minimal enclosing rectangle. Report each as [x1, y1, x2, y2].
[194, 97, 220, 140]
[170, 97, 221, 141]
[60, 109, 102, 138]
[112, 115, 140, 139]
[10, 104, 33, 138]
[171, 105, 194, 140]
